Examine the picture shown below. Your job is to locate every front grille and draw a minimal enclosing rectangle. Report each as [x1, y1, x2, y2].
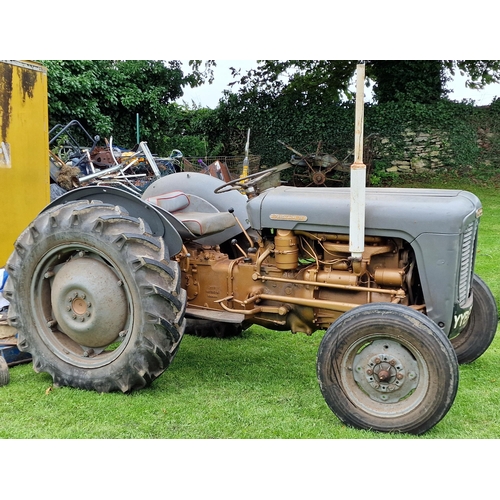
[458, 220, 478, 304]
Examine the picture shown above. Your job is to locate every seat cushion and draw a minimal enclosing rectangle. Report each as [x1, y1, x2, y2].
[146, 190, 189, 213]
[178, 212, 235, 236]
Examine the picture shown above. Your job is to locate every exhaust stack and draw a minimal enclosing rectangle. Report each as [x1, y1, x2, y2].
[349, 64, 366, 261]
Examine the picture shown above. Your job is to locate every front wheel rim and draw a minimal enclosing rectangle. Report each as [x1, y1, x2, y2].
[341, 335, 429, 419]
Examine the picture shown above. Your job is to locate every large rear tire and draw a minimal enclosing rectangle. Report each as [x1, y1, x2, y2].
[451, 274, 498, 364]
[317, 303, 459, 435]
[4, 200, 185, 393]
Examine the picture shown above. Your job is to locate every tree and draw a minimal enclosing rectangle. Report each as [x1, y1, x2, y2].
[42, 60, 215, 152]
[229, 60, 500, 105]
[370, 60, 447, 103]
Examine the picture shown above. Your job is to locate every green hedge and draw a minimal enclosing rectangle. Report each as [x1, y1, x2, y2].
[179, 95, 500, 177]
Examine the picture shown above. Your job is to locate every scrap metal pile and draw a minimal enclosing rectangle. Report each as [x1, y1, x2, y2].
[49, 120, 183, 198]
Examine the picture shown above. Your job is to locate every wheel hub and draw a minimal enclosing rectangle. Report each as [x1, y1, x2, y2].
[353, 340, 419, 403]
[50, 256, 128, 348]
[365, 354, 405, 390]
[312, 170, 326, 185]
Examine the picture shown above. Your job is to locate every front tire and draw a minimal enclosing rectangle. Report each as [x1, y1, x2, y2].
[317, 303, 459, 435]
[451, 274, 498, 364]
[4, 200, 185, 393]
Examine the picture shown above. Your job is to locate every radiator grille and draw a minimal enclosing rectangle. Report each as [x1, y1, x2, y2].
[458, 220, 478, 304]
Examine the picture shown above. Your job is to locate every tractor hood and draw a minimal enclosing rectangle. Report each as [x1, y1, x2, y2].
[246, 186, 482, 241]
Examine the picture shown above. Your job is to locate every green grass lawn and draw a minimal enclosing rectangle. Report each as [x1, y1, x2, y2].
[1, 176, 498, 440]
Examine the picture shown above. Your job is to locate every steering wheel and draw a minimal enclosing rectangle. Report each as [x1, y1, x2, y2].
[214, 167, 278, 194]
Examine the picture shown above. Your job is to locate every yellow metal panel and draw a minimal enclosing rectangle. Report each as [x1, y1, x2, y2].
[0, 60, 49, 267]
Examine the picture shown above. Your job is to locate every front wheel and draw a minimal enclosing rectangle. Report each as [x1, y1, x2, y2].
[4, 200, 185, 393]
[451, 274, 498, 364]
[317, 303, 459, 435]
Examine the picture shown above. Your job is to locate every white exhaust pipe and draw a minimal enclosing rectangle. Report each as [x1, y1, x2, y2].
[349, 63, 366, 261]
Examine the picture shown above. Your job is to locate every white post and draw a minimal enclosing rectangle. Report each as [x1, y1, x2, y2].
[349, 64, 366, 261]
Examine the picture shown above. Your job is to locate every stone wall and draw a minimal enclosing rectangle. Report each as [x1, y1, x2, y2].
[376, 129, 454, 174]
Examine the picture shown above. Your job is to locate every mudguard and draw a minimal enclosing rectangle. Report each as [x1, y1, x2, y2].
[42, 185, 184, 257]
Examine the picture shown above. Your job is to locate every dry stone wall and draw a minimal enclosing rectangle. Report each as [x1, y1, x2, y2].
[375, 129, 454, 174]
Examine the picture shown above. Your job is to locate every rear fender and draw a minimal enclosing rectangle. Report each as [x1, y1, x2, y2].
[43, 186, 183, 257]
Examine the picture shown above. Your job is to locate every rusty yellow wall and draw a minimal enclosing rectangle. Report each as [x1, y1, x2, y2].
[0, 60, 49, 267]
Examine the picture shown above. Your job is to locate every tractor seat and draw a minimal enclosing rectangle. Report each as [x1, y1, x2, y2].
[177, 211, 235, 237]
[146, 190, 236, 237]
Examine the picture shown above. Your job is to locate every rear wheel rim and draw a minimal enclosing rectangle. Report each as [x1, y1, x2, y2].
[31, 243, 134, 369]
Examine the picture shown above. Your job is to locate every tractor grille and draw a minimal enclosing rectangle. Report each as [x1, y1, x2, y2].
[458, 220, 478, 305]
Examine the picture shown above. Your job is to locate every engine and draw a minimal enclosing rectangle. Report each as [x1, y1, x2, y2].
[178, 229, 422, 335]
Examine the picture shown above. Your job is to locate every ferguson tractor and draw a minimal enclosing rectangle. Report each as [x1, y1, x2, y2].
[4, 67, 497, 434]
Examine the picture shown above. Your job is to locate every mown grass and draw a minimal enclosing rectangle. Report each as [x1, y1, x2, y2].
[0, 175, 498, 440]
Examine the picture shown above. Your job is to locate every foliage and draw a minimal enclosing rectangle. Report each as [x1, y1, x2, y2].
[195, 90, 500, 177]
[445, 60, 500, 89]
[230, 60, 358, 105]
[369, 160, 398, 186]
[230, 60, 500, 105]
[370, 60, 448, 103]
[41, 60, 217, 156]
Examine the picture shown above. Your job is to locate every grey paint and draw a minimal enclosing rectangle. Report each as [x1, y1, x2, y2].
[247, 185, 482, 334]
